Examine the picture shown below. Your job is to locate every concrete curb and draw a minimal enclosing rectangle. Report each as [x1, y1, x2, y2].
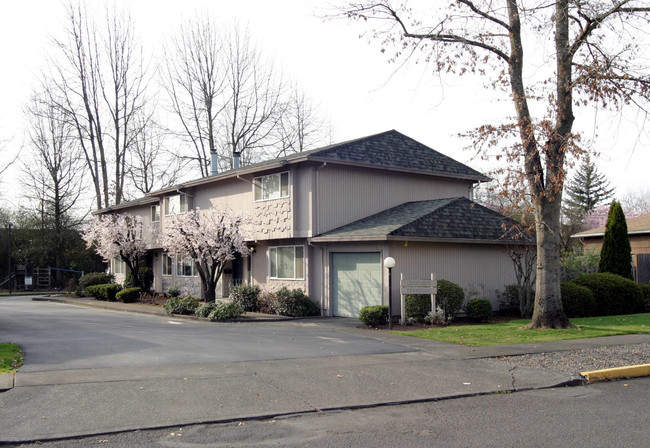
[580, 363, 650, 382]
[0, 373, 14, 392]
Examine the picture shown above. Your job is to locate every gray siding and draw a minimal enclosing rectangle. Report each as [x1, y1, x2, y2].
[317, 165, 473, 235]
[388, 241, 518, 310]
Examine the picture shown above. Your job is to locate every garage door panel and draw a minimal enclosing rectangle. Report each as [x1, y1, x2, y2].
[332, 252, 381, 317]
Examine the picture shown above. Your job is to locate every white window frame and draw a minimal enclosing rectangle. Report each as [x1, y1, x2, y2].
[164, 194, 188, 216]
[176, 255, 197, 277]
[269, 245, 305, 280]
[162, 254, 174, 276]
[112, 257, 126, 275]
[151, 204, 161, 222]
[254, 171, 290, 202]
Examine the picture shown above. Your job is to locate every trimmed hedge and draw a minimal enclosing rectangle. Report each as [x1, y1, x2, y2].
[115, 287, 141, 303]
[641, 284, 650, 312]
[405, 294, 431, 322]
[560, 282, 596, 317]
[86, 283, 122, 301]
[273, 287, 320, 317]
[466, 298, 492, 322]
[437, 280, 465, 319]
[573, 273, 644, 316]
[404, 280, 465, 321]
[77, 272, 115, 296]
[163, 296, 201, 315]
[359, 305, 388, 327]
[208, 302, 245, 321]
[230, 284, 261, 312]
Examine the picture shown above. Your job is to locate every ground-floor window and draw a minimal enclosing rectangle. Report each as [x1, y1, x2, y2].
[162, 254, 174, 276]
[176, 256, 197, 277]
[269, 245, 304, 279]
[112, 257, 125, 274]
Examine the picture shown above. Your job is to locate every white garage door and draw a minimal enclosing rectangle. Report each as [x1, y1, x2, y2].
[332, 252, 382, 317]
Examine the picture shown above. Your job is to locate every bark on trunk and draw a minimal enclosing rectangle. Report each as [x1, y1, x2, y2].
[527, 196, 574, 329]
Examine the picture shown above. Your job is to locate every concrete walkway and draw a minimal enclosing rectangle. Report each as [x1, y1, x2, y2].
[1, 296, 648, 444]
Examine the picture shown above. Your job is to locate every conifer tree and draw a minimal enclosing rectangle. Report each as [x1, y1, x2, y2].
[598, 201, 633, 280]
[564, 156, 615, 220]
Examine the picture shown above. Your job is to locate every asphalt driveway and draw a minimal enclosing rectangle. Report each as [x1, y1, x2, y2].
[0, 296, 413, 372]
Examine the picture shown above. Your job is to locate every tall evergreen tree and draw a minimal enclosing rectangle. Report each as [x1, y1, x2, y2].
[564, 156, 615, 220]
[599, 201, 633, 280]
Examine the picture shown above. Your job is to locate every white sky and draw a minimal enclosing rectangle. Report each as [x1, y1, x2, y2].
[1, 0, 648, 210]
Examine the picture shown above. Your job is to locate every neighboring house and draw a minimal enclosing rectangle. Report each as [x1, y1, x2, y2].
[572, 213, 650, 283]
[97, 130, 532, 317]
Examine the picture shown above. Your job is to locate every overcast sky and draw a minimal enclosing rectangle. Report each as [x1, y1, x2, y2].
[1, 0, 648, 211]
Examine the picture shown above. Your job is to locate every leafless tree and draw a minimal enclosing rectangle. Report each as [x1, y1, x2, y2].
[127, 116, 185, 196]
[219, 24, 285, 169]
[162, 15, 227, 178]
[340, 1, 650, 329]
[46, 2, 149, 209]
[275, 82, 331, 157]
[22, 89, 86, 276]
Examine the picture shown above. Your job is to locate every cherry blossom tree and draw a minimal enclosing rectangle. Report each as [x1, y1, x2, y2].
[82, 213, 149, 287]
[162, 207, 250, 302]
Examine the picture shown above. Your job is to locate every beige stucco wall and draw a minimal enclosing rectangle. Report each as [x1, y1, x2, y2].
[316, 165, 474, 235]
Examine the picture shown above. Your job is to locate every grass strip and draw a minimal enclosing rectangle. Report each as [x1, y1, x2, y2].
[0, 343, 24, 374]
[392, 313, 650, 347]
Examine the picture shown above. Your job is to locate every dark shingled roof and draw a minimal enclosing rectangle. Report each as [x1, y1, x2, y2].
[305, 130, 487, 180]
[148, 129, 488, 197]
[315, 197, 534, 244]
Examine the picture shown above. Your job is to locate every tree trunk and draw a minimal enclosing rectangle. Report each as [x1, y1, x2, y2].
[202, 280, 217, 302]
[527, 196, 574, 329]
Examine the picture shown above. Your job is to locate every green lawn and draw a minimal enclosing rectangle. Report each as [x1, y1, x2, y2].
[0, 343, 24, 374]
[392, 313, 650, 347]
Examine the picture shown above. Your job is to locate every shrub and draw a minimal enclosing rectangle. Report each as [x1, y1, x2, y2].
[641, 284, 650, 312]
[424, 307, 452, 325]
[208, 302, 245, 321]
[560, 282, 596, 318]
[258, 291, 276, 314]
[195, 302, 219, 318]
[358, 305, 388, 327]
[85, 283, 122, 301]
[230, 284, 261, 312]
[77, 272, 115, 296]
[599, 201, 633, 279]
[163, 296, 201, 315]
[115, 287, 141, 303]
[466, 298, 492, 322]
[124, 267, 154, 291]
[437, 279, 465, 319]
[561, 249, 600, 281]
[166, 285, 182, 298]
[273, 287, 320, 317]
[405, 294, 432, 322]
[573, 273, 644, 316]
[495, 285, 521, 316]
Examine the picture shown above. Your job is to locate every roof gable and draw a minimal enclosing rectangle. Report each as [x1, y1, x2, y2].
[315, 197, 533, 244]
[307, 130, 487, 180]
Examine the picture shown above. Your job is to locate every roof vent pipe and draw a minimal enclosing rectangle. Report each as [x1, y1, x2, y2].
[233, 151, 241, 169]
[210, 151, 218, 176]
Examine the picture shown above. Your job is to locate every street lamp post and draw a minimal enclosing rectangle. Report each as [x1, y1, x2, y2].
[7, 222, 12, 295]
[384, 256, 395, 330]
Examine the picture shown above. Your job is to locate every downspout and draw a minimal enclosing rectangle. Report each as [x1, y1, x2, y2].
[315, 162, 327, 236]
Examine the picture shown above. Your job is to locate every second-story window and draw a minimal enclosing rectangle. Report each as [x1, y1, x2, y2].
[254, 171, 289, 201]
[151, 204, 161, 222]
[164, 194, 188, 215]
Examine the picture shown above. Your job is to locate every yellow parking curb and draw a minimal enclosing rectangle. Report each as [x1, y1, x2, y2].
[581, 364, 650, 382]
